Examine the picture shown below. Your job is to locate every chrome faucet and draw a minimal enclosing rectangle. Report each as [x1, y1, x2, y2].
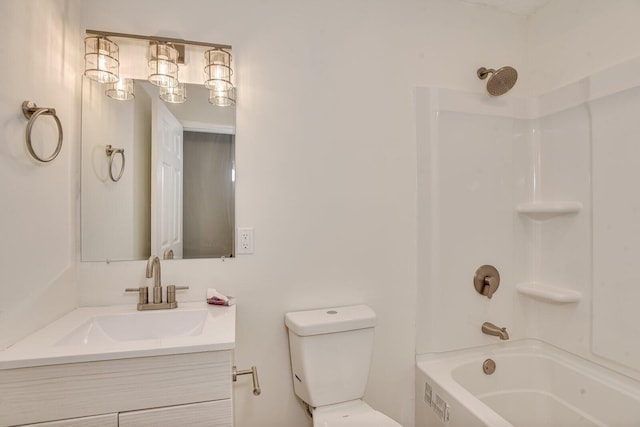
[125, 255, 189, 310]
[146, 255, 162, 304]
[482, 322, 509, 340]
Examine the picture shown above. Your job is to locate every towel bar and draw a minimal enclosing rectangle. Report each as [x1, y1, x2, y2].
[233, 365, 261, 396]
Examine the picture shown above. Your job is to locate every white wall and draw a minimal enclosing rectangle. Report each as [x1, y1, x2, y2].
[78, 1, 418, 426]
[0, 0, 80, 350]
[414, 0, 527, 94]
[527, 0, 640, 96]
[6, 1, 640, 426]
[76, 1, 530, 425]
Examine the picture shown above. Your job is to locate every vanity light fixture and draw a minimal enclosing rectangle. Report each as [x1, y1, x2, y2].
[204, 48, 233, 92]
[85, 30, 235, 106]
[160, 82, 187, 103]
[105, 78, 135, 101]
[209, 86, 236, 107]
[148, 42, 180, 88]
[84, 36, 119, 83]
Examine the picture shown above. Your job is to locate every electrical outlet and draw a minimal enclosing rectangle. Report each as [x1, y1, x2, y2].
[237, 227, 254, 254]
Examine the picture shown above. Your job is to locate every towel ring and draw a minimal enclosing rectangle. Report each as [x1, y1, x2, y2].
[106, 145, 125, 182]
[22, 101, 63, 163]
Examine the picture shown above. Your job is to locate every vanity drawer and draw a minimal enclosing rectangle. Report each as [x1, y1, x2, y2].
[18, 414, 117, 427]
[0, 351, 232, 426]
[119, 400, 232, 427]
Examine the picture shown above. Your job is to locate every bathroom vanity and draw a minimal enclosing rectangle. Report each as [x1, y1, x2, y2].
[0, 303, 235, 426]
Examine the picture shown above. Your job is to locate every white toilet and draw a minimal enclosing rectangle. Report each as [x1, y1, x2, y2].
[285, 304, 401, 427]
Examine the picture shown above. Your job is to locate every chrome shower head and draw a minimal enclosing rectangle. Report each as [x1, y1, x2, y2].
[477, 66, 518, 96]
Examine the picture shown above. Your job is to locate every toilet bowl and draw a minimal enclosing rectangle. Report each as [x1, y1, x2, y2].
[312, 400, 401, 427]
[284, 305, 401, 427]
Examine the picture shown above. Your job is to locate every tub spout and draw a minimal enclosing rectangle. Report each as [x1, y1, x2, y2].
[482, 322, 509, 340]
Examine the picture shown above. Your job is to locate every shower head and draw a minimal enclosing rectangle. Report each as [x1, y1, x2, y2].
[477, 66, 518, 96]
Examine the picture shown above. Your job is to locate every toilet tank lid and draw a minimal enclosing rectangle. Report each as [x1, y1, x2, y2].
[285, 304, 376, 336]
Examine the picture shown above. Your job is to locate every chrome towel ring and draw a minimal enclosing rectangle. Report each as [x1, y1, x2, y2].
[105, 145, 125, 182]
[22, 101, 63, 163]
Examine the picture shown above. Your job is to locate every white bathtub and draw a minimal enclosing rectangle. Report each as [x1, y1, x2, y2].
[415, 340, 640, 427]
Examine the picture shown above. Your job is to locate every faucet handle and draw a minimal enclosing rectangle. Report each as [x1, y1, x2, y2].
[482, 275, 499, 298]
[125, 287, 148, 305]
[166, 285, 189, 304]
[474, 265, 500, 299]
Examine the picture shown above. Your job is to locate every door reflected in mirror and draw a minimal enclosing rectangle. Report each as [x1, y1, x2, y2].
[81, 78, 235, 262]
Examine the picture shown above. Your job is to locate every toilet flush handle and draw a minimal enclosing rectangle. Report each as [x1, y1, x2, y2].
[233, 365, 261, 396]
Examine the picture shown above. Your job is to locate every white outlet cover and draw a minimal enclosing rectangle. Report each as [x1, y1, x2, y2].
[237, 227, 254, 254]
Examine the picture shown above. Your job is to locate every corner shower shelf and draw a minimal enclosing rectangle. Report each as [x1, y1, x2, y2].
[516, 282, 582, 304]
[516, 201, 582, 221]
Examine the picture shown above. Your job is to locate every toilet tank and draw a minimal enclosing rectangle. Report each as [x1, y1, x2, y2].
[285, 305, 377, 407]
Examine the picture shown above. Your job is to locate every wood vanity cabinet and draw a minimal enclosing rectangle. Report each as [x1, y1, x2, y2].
[0, 351, 233, 427]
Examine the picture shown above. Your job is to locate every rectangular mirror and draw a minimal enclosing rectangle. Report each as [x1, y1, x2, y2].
[81, 78, 236, 262]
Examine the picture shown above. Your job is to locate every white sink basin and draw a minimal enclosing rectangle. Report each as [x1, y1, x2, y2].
[0, 302, 235, 369]
[56, 309, 209, 345]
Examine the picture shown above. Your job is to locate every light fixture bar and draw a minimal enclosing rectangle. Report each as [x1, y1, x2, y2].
[86, 29, 231, 50]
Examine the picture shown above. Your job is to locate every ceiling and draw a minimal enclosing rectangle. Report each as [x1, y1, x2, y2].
[460, 0, 552, 15]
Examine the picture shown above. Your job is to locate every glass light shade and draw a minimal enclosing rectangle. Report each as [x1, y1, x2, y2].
[105, 78, 135, 101]
[160, 82, 187, 104]
[204, 48, 233, 91]
[84, 36, 119, 83]
[209, 86, 236, 107]
[148, 42, 179, 88]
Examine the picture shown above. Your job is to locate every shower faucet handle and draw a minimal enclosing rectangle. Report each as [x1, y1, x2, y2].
[482, 275, 499, 297]
[474, 265, 500, 299]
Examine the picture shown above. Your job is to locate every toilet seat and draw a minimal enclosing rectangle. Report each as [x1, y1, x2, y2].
[312, 400, 401, 427]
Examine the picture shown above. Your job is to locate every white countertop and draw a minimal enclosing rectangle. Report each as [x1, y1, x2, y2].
[0, 302, 235, 370]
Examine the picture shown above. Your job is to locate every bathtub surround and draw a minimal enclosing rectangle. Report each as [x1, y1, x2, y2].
[417, 54, 640, 382]
[591, 84, 640, 374]
[415, 87, 528, 352]
[3, 1, 640, 427]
